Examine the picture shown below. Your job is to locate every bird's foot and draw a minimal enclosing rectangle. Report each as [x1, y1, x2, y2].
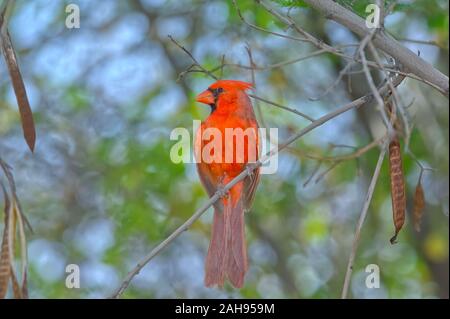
[245, 163, 258, 179]
[216, 184, 229, 199]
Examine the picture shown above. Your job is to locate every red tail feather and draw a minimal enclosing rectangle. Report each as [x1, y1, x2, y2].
[205, 183, 247, 288]
[205, 207, 226, 287]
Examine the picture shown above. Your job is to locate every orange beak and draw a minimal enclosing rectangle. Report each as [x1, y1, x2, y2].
[195, 90, 215, 105]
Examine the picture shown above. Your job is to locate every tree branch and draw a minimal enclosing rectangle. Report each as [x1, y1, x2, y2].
[248, 94, 315, 122]
[341, 141, 388, 299]
[301, 0, 449, 97]
[288, 135, 385, 162]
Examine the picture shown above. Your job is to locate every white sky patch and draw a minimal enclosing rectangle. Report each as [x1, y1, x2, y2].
[29, 239, 67, 283]
[74, 218, 115, 258]
[203, 1, 229, 30]
[157, 16, 192, 40]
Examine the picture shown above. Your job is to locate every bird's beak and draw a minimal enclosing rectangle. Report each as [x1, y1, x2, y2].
[195, 90, 214, 105]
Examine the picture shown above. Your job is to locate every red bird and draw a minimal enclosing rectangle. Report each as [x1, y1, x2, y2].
[195, 80, 260, 288]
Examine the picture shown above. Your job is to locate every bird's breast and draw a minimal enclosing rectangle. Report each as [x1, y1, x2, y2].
[195, 113, 259, 179]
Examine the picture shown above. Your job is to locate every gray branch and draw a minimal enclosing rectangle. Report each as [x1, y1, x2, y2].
[302, 0, 449, 97]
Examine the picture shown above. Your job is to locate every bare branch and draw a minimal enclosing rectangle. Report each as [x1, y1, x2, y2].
[232, 0, 308, 43]
[246, 45, 267, 128]
[235, 49, 329, 71]
[301, 0, 449, 97]
[396, 37, 448, 50]
[239, 0, 445, 93]
[309, 62, 355, 101]
[341, 140, 388, 299]
[288, 136, 385, 162]
[314, 160, 343, 184]
[248, 94, 315, 122]
[367, 42, 412, 149]
[168, 35, 218, 80]
[358, 31, 394, 135]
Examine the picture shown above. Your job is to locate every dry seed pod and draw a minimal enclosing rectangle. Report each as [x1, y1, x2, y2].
[389, 137, 406, 244]
[413, 180, 425, 232]
[1, 31, 36, 152]
[0, 184, 11, 299]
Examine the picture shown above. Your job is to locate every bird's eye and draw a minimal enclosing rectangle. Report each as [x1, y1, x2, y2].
[207, 87, 224, 102]
[209, 87, 223, 97]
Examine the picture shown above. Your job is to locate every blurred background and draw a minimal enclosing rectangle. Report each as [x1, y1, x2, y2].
[0, 0, 448, 298]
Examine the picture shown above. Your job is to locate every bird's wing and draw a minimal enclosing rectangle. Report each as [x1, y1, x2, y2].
[195, 123, 224, 213]
[243, 117, 260, 213]
[243, 167, 260, 212]
[197, 161, 224, 213]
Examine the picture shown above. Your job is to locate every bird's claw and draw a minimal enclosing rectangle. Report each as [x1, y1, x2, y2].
[245, 163, 257, 178]
[216, 185, 229, 199]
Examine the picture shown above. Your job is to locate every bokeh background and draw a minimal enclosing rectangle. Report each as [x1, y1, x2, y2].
[0, 0, 448, 298]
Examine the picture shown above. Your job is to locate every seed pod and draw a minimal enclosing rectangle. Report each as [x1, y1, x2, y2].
[413, 180, 425, 232]
[389, 137, 406, 244]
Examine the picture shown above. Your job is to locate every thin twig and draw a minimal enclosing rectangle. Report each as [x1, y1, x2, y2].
[309, 62, 355, 101]
[395, 37, 448, 50]
[246, 45, 267, 128]
[303, 160, 323, 187]
[368, 42, 412, 149]
[219, 54, 225, 79]
[248, 94, 315, 122]
[196, 49, 330, 73]
[168, 35, 218, 80]
[289, 136, 385, 162]
[358, 31, 394, 135]
[314, 160, 343, 184]
[0, 0, 12, 35]
[406, 149, 436, 174]
[341, 141, 388, 299]
[232, 0, 309, 43]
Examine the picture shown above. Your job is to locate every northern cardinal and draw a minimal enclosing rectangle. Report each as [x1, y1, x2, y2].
[195, 80, 260, 288]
